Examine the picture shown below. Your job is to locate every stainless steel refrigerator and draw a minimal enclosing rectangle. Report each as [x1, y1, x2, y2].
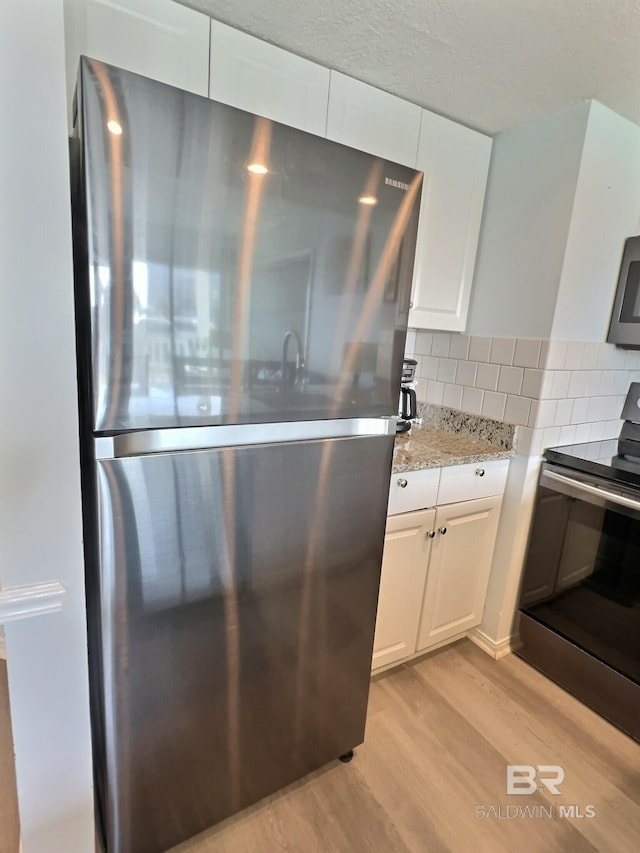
[70, 57, 421, 853]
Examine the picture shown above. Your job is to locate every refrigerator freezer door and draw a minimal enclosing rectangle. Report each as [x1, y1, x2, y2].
[90, 432, 394, 853]
[73, 57, 421, 432]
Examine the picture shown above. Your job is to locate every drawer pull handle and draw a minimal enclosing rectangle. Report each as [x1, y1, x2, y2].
[438, 527, 447, 535]
[397, 478, 408, 488]
[427, 530, 436, 539]
[475, 468, 485, 477]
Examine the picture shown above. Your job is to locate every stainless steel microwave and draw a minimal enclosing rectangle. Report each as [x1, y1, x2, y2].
[608, 236, 640, 348]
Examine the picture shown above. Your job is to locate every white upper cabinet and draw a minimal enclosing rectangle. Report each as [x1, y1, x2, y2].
[64, 0, 210, 119]
[209, 21, 330, 135]
[410, 111, 492, 332]
[326, 72, 422, 165]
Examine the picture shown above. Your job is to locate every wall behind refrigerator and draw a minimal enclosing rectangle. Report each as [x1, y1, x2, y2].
[0, 1, 94, 850]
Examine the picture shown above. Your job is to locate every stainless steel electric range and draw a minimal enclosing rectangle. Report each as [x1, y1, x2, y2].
[516, 438, 640, 742]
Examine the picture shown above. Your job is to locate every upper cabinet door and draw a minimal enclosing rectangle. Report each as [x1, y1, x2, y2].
[209, 21, 330, 135]
[326, 72, 422, 166]
[410, 111, 492, 332]
[64, 0, 210, 116]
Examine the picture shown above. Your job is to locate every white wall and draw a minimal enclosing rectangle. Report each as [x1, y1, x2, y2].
[467, 102, 590, 339]
[0, 2, 94, 851]
[552, 101, 640, 341]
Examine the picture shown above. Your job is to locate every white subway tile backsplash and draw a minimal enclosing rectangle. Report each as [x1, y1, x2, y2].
[555, 398, 573, 426]
[482, 391, 507, 420]
[442, 383, 463, 409]
[550, 370, 571, 399]
[469, 336, 492, 363]
[558, 424, 577, 445]
[436, 357, 457, 383]
[456, 360, 478, 386]
[568, 371, 586, 398]
[497, 365, 524, 395]
[431, 333, 451, 357]
[513, 338, 542, 369]
[587, 396, 614, 422]
[504, 395, 531, 426]
[419, 355, 439, 379]
[538, 339, 550, 369]
[563, 342, 584, 370]
[547, 341, 568, 370]
[515, 426, 535, 455]
[476, 362, 500, 391]
[521, 368, 544, 398]
[574, 423, 592, 443]
[414, 331, 433, 356]
[540, 370, 555, 399]
[584, 370, 602, 396]
[489, 337, 515, 365]
[448, 334, 470, 360]
[588, 421, 608, 441]
[571, 397, 589, 424]
[404, 329, 416, 356]
[426, 379, 445, 405]
[541, 426, 561, 449]
[624, 349, 640, 369]
[537, 399, 557, 428]
[613, 371, 632, 395]
[580, 342, 600, 370]
[410, 334, 634, 458]
[461, 386, 484, 415]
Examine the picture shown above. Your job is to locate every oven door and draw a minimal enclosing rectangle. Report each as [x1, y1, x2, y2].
[519, 463, 640, 687]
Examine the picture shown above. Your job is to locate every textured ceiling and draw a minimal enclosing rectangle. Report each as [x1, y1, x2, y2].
[178, 0, 640, 135]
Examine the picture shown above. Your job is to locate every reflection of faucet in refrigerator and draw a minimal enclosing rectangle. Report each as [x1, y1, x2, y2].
[281, 330, 306, 390]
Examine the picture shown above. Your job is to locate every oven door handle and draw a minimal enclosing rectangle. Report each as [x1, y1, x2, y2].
[543, 469, 640, 512]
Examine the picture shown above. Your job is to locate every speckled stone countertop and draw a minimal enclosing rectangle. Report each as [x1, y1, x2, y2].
[392, 404, 515, 473]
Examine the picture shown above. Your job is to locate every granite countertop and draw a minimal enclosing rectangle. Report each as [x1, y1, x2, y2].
[392, 423, 515, 474]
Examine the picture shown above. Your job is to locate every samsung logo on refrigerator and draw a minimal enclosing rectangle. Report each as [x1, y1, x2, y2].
[385, 177, 410, 191]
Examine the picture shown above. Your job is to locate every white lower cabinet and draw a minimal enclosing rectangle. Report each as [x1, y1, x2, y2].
[373, 461, 507, 672]
[372, 508, 435, 670]
[416, 495, 502, 651]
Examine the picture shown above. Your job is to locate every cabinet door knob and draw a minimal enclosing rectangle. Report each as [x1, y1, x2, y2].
[438, 527, 447, 535]
[475, 468, 485, 477]
[397, 478, 408, 488]
[427, 530, 436, 539]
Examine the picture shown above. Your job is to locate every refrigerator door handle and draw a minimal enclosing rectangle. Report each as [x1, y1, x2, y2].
[94, 417, 397, 460]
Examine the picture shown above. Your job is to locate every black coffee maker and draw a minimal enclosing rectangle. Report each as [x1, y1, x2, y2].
[397, 358, 417, 434]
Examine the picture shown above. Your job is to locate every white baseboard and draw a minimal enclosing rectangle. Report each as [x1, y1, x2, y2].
[467, 627, 513, 660]
[0, 634, 5, 660]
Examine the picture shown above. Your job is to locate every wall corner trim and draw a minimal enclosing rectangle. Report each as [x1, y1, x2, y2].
[0, 582, 67, 626]
[467, 627, 513, 660]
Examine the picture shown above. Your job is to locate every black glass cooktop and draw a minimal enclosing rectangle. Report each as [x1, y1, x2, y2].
[544, 438, 640, 488]
[545, 439, 640, 489]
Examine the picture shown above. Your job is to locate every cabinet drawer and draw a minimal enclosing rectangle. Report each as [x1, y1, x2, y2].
[437, 459, 509, 505]
[388, 468, 440, 516]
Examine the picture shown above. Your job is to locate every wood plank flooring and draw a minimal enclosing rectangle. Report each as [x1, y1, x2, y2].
[1, 643, 639, 852]
[171, 641, 640, 853]
[0, 660, 20, 853]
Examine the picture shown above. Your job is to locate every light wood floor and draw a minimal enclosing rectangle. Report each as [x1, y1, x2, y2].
[2, 643, 639, 852]
[0, 660, 20, 853]
[171, 642, 640, 853]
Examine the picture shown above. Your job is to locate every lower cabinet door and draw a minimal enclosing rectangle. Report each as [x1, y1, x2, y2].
[372, 508, 435, 670]
[417, 496, 502, 651]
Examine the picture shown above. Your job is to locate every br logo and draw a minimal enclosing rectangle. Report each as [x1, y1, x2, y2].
[507, 765, 565, 795]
